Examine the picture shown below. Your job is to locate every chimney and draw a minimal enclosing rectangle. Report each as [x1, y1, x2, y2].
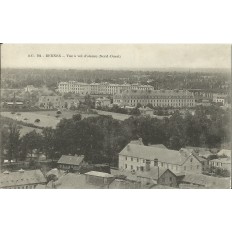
[154, 158, 158, 166]
[145, 160, 151, 171]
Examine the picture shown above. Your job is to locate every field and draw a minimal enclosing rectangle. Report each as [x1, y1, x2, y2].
[96, 110, 131, 121]
[1, 111, 99, 129]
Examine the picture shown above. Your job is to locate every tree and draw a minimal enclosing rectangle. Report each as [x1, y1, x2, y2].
[20, 131, 43, 159]
[6, 123, 20, 161]
[42, 127, 56, 160]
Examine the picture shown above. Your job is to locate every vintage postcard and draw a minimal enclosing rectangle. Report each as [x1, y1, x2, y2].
[0, 44, 231, 189]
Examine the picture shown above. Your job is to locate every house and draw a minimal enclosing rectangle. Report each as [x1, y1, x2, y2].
[209, 158, 231, 173]
[95, 97, 111, 108]
[119, 142, 205, 174]
[139, 106, 154, 116]
[0, 169, 47, 189]
[185, 146, 213, 159]
[24, 85, 38, 93]
[217, 149, 231, 158]
[38, 95, 65, 109]
[57, 155, 85, 171]
[179, 173, 230, 189]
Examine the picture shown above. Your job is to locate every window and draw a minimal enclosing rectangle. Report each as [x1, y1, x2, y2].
[137, 158, 139, 162]
[169, 177, 172, 181]
[131, 157, 133, 162]
[184, 166, 186, 171]
[143, 159, 145, 163]
[190, 158, 193, 162]
[125, 164, 127, 169]
[125, 157, 127, 160]
[131, 165, 133, 170]
[137, 166, 139, 171]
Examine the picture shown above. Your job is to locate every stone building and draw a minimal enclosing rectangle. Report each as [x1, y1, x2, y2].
[113, 89, 195, 108]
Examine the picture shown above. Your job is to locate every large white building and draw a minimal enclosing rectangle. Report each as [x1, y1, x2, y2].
[58, 81, 154, 95]
[113, 89, 195, 108]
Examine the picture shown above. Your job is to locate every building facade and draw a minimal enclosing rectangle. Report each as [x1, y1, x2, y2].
[118, 142, 204, 174]
[58, 81, 154, 95]
[113, 89, 195, 108]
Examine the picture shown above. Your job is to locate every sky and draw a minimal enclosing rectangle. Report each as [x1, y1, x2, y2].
[1, 44, 231, 70]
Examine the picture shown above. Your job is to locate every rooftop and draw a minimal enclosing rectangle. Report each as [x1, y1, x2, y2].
[0, 169, 46, 188]
[57, 155, 84, 166]
[85, 171, 114, 178]
[54, 173, 105, 189]
[182, 174, 230, 188]
[210, 158, 231, 164]
[119, 143, 191, 165]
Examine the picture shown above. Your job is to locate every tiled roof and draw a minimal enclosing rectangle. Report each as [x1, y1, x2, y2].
[119, 143, 190, 165]
[57, 155, 84, 166]
[0, 169, 46, 188]
[182, 174, 230, 188]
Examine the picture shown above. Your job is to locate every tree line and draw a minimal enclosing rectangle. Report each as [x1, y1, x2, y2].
[1, 105, 230, 167]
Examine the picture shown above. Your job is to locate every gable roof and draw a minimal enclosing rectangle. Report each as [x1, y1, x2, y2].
[181, 174, 230, 188]
[0, 169, 46, 188]
[57, 155, 84, 166]
[119, 143, 190, 165]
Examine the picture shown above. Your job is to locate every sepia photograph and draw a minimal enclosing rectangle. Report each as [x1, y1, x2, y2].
[0, 44, 231, 189]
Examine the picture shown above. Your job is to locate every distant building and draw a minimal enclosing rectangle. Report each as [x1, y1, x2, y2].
[95, 97, 111, 108]
[24, 85, 38, 93]
[58, 81, 154, 95]
[209, 158, 231, 173]
[119, 142, 205, 174]
[0, 169, 46, 189]
[139, 106, 154, 116]
[113, 89, 195, 108]
[213, 93, 227, 105]
[38, 95, 64, 109]
[57, 155, 85, 171]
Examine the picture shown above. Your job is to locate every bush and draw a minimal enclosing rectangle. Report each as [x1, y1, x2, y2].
[34, 119, 40, 123]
